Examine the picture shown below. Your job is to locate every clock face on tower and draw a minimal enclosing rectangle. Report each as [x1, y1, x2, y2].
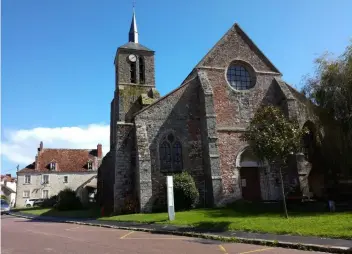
[128, 54, 137, 62]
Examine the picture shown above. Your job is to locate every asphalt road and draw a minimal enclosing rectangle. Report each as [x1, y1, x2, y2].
[1, 215, 327, 254]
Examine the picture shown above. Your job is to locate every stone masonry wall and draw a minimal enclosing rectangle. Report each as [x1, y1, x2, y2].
[118, 85, 155, 122]
[197, 24, 278, 72]
[135, 78, 205, 211]
[116, 49, 155, 86]
[114, 123, 135, 213]
[217, 131, 244, 203]
[97, 150, 116, 215]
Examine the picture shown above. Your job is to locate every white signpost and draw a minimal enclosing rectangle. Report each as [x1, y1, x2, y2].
[166, 176, 175, 221]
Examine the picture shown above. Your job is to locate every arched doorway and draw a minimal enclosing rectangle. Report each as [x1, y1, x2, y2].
[236, 148, 265, 201]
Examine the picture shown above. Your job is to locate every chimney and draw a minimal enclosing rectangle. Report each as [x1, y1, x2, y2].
[37, 141, 43, 157]
[35, 155, 39, 170]
[97, 144, 102, 158]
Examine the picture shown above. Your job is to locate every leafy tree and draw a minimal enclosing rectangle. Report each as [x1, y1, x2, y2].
[241, 105, 307, 218]
[302, 42, 352, 186]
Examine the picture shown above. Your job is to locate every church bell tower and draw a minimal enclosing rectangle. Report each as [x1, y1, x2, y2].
[110, 9, 159, 148]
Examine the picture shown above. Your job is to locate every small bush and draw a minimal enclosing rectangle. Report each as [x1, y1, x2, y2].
[41, 195, 58, 208]
[1, 195, 9, 202]
[173, 171, 199, 211]
[55, 188, 82, 211]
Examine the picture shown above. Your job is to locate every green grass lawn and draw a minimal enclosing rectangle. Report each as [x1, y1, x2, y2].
[100, 202, 352, 240]
[15, 202, 352, 239]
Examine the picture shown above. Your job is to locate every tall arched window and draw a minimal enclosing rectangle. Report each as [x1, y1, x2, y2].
[130, 62, 136, 83]
[302, 121, 316, 162]
[160, 141, 172, 170]
[173, 141, 183, 171]
[139, 57, 145, 84]
[159, 133, 183, 172]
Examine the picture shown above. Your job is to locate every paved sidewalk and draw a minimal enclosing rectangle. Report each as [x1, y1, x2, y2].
[8, 211, 352, 253]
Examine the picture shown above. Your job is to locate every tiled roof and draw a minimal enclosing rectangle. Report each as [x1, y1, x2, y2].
[18, 148, 101, 173]
[1, 174, 16, 182]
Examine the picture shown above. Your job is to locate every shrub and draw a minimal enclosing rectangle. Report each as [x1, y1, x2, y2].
[1, 195, 9, 202]
[173, 171, 199, 211]
[41, 195, 58, 208]
[55, 188, 82, 211]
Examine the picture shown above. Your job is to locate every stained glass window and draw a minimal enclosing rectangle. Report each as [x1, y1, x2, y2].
[160, 141, 172, 170]
[159, 133, 183, 172]
[173, 141, 183, 171]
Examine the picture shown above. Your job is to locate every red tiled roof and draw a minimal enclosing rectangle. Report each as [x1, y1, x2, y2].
[18, 148, 100, 173]
[1, 174, 16, 182]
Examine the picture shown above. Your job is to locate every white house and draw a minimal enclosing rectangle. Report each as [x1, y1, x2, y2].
[16, 141, 103, 208]
[1, 174, 17, 207]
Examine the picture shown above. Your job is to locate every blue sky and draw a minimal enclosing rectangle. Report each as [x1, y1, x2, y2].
[1, 0, 352, 176]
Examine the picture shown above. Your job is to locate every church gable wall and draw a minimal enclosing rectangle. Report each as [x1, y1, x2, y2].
[198, 25, 279, 73]
[135, 79, 206, 208]
[201, 58, 283, 203]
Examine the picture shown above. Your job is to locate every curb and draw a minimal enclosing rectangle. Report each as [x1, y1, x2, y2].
[8, 213, 351, 254]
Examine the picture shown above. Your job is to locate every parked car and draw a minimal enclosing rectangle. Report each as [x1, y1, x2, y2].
[25, 198, 45, 207]
[1, 199, 11, 214]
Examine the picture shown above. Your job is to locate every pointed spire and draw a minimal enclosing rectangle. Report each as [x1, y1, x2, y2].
[129, 9, 139, 43]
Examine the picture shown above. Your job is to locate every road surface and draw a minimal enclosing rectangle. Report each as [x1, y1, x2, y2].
[1, 215, 326, 254]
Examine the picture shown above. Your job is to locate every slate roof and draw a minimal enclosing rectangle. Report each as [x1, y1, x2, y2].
[18, 147, 101, 174]
[119, 42, 153, 52]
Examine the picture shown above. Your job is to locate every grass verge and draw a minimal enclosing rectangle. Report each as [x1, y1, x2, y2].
[15, 202, 352, 239]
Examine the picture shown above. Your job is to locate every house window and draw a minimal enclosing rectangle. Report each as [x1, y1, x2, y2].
[64, 176, 68, 183]
[42, 190, 49, 199]
[159, 133, 183, 172]
[42, 175, 49, 184]
[23, 191, 30, 198]
[50, 162, 56, 170]
[130, 62, 136, 83]
[87, 161, 93, 170]
[25, 175, 31, 184]
[139, 57, 145, 84]
[226, 64, 253, 90]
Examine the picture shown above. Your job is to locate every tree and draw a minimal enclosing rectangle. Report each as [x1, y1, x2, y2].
[302, 42, 352, 187]
[241, 105, 307, 218]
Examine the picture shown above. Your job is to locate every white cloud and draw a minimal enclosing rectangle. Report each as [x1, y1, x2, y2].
[1, 124, 110, 166]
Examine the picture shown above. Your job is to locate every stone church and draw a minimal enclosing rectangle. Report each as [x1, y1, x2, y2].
[98, 11, 317, 214]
